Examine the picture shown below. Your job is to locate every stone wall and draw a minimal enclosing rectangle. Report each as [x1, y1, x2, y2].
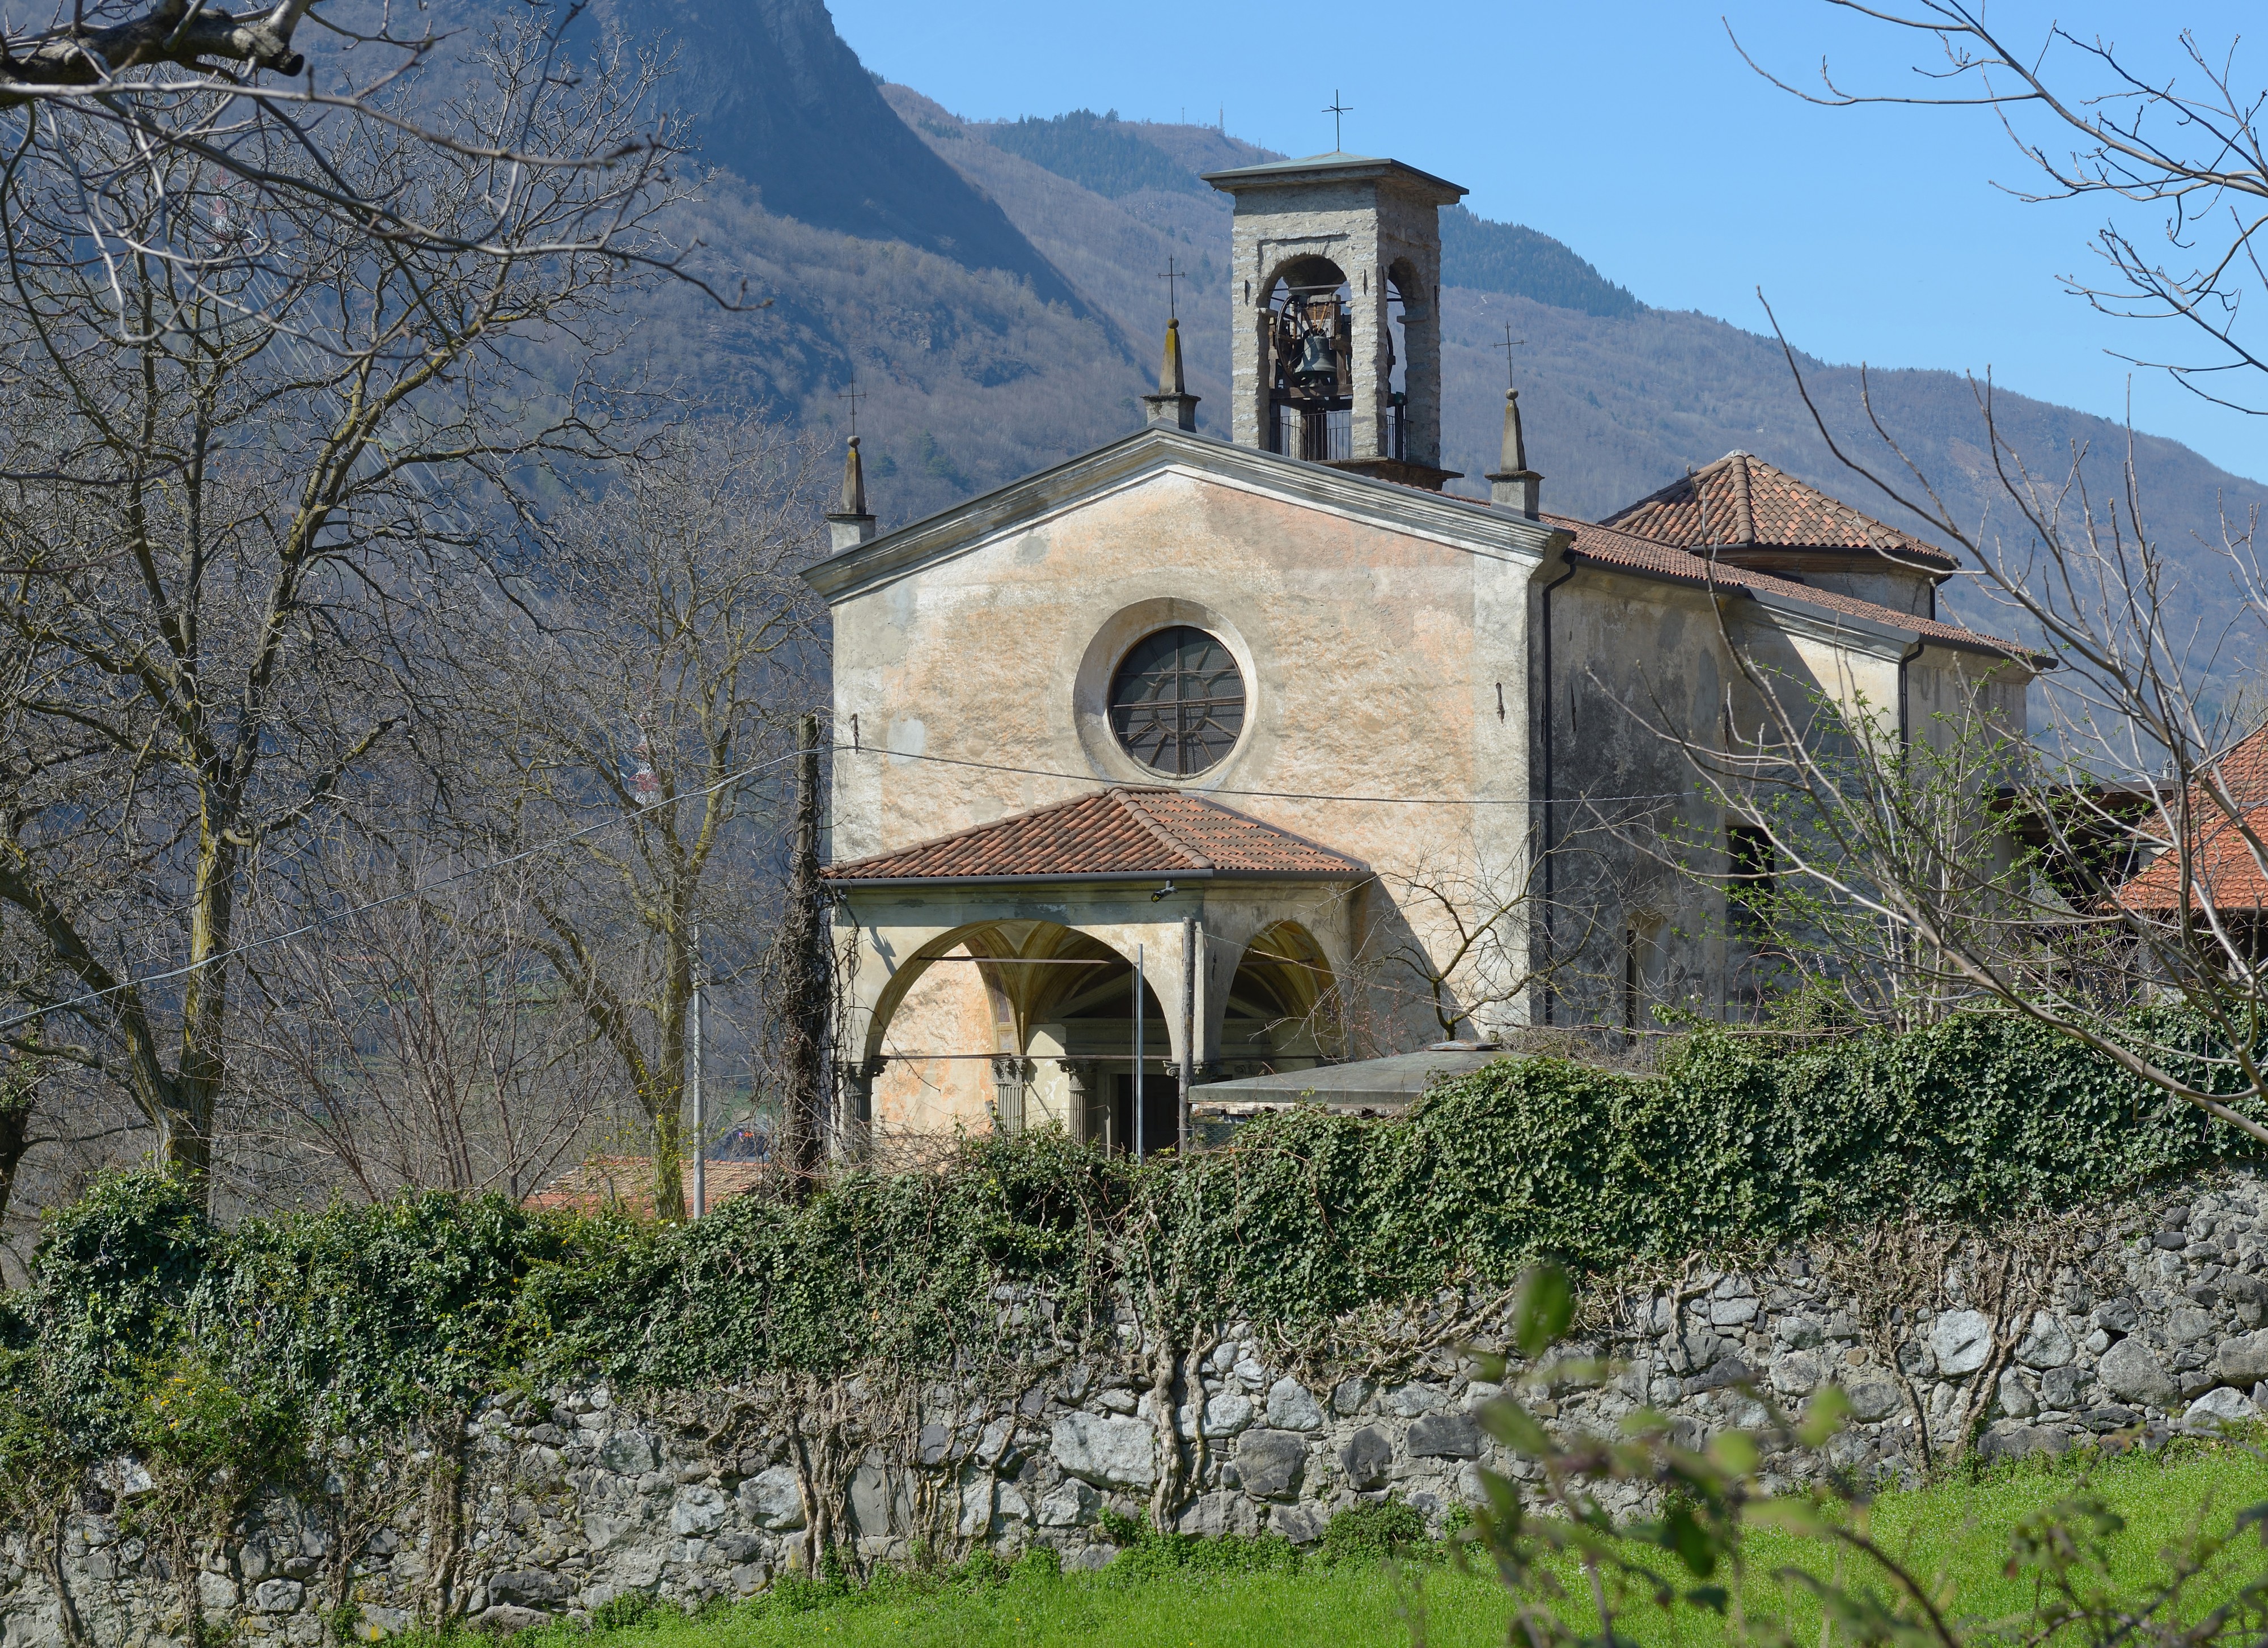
[8, 1170, 2268, 1648]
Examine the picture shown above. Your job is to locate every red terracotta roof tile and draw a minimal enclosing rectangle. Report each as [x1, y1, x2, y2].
[524, 1157, 765, 1217]
[1603, 451, 1957, 571]
[1542, 512, 2037, 661]
[2117, 723, 2268, 912]
[825, 788, 1368, 881]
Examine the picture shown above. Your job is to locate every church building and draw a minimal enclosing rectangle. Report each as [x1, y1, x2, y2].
[802, 150, 2035, 1155]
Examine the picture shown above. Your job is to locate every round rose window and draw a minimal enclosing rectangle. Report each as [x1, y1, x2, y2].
[1108, 626, 1246, 776]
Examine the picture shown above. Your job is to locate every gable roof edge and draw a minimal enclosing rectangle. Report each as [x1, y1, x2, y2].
[799, 425, 1565, 604]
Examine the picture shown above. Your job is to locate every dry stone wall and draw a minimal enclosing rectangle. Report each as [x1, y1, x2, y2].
[9, 1171, 2268, 1648]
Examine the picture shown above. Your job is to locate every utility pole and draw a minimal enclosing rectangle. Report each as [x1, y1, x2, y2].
[780, 713, 828, 1193]
[1133, 944, 1145, 1160]
[1179, 914, 1195, 1157]
[691, 916, 705, 1219]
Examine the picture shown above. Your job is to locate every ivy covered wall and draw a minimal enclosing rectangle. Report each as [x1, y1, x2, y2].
[3, 1013, 2252, 1488]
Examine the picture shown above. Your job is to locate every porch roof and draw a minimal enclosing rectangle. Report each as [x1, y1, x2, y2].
[823, 787, 1368, 887]
[1190, 1044, 1512, 1118]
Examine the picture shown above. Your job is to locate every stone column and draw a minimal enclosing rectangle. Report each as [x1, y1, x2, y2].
[990, 1057, 1035, 1134]
[1351, 246, 1391, 462]
[1056, 1058, 1099, 1145]
[1400, 267, 1443, 468]
[836, 1057, 882, 1157]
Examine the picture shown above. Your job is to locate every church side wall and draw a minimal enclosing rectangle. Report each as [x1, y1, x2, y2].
[1541, 565, 2036, 1030]
[1542, 571, 1733, 1026]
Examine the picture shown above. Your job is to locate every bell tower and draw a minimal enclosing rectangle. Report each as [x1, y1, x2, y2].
[1201, 151, 1465, 489]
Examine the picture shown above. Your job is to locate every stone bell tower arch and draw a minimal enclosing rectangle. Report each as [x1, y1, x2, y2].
[1200, 151, 1466, 489]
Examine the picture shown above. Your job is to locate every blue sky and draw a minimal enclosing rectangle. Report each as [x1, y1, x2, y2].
[830, 0, 2266, 484]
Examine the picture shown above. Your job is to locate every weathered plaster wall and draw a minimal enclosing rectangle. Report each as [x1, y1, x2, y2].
[1543, 568, 1734, 1023]
[822, 440, 2030, 1067]
[11, 1172, 2266, 1648]
[833, 469, 1500, 864]
[1538, 561, 2027, 1029]
[1806, 568, 1936, 618]
[868, 945, 998, 1138]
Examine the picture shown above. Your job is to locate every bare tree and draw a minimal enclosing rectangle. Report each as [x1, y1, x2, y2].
[233, 849, 627, 1203]
[0, 18, 677, 1208]
[0, 1055, 39, 1241]
[1737, 5, 2268, 413]
[1369, 839, 1564, 1043]
[450, 413, 829, 1222]
[1651, 8, 2268, 1138]
[0, 1, 727, 328]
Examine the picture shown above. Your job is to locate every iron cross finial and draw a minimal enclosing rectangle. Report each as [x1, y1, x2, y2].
[1158, 255, 1187, 321]
[1324, 90, 1352, 151]
[1492, 325, 1526, 391]
[837, 372, 867, 440]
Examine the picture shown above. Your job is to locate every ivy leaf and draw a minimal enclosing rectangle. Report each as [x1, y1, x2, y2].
[1797, 1384, 1851, 1447]
[1514, 1265, 1573, 1359]
[1480, 1398, 1551, 1455]
[1662, 1503, 1719, 1578]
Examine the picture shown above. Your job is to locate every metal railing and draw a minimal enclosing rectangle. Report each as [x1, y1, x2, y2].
[1267, 400, 1409, 464]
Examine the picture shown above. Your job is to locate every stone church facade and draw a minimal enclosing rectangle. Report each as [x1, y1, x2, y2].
[802, 151, 2034, 1154]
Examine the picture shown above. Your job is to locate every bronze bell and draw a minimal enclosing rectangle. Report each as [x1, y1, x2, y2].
[1293, 324, 1336, 387]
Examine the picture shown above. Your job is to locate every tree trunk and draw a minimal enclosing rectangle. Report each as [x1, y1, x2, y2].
[0, 1081, 31, 1246]
[163, 813, 237, 1197]
[778, 713, 829, 1193]
[648, 1054, 687, 1223]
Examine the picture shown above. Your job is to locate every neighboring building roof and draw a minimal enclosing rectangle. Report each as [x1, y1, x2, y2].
[1191, 1045, 1510, 1117]
[1603, 451, 1958, 572]
[823, 787, 1369, 884]
[524, 1157, 765, 1217]
[1543, 512, 2039, 664]
[1200, 150, 1466, 202]
[2115, 723, 2268, 912]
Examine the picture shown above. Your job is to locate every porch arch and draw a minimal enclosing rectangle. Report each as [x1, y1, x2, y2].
[852, 916, 1179, 1153]
[1215, 919, 1341, 1072]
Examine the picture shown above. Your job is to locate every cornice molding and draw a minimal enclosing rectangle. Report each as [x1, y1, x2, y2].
[800, 426, 1564, 604]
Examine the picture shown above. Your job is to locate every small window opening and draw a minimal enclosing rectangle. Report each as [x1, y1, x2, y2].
[1727, 824, 1777, 940]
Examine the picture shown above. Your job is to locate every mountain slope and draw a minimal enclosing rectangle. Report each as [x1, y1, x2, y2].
[593, 0, 1081, 306]
[570, 0, 2266, 677]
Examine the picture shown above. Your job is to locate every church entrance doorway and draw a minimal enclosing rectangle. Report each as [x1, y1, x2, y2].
[1102, 1071, 1182, 1161]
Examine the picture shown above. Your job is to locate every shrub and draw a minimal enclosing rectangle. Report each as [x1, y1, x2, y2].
[1320, 1499, 1431, 1565]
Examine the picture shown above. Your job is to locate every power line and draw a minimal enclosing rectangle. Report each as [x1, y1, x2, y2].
[835, 741, 1682, 807]
[0, 743, 810, 1038]
[5, 732, 1680, 1039]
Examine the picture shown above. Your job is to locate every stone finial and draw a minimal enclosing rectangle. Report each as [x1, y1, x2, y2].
[1485, 388, 1543, 519]
[1140, 317, 1201, 432]
[824, 435, 877, 552]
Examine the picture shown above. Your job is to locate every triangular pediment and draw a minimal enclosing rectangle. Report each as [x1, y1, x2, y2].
[800, 425, 1566, 603]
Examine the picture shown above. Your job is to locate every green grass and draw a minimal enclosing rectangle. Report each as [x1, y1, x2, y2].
[473, 1441, 2268, 1648]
